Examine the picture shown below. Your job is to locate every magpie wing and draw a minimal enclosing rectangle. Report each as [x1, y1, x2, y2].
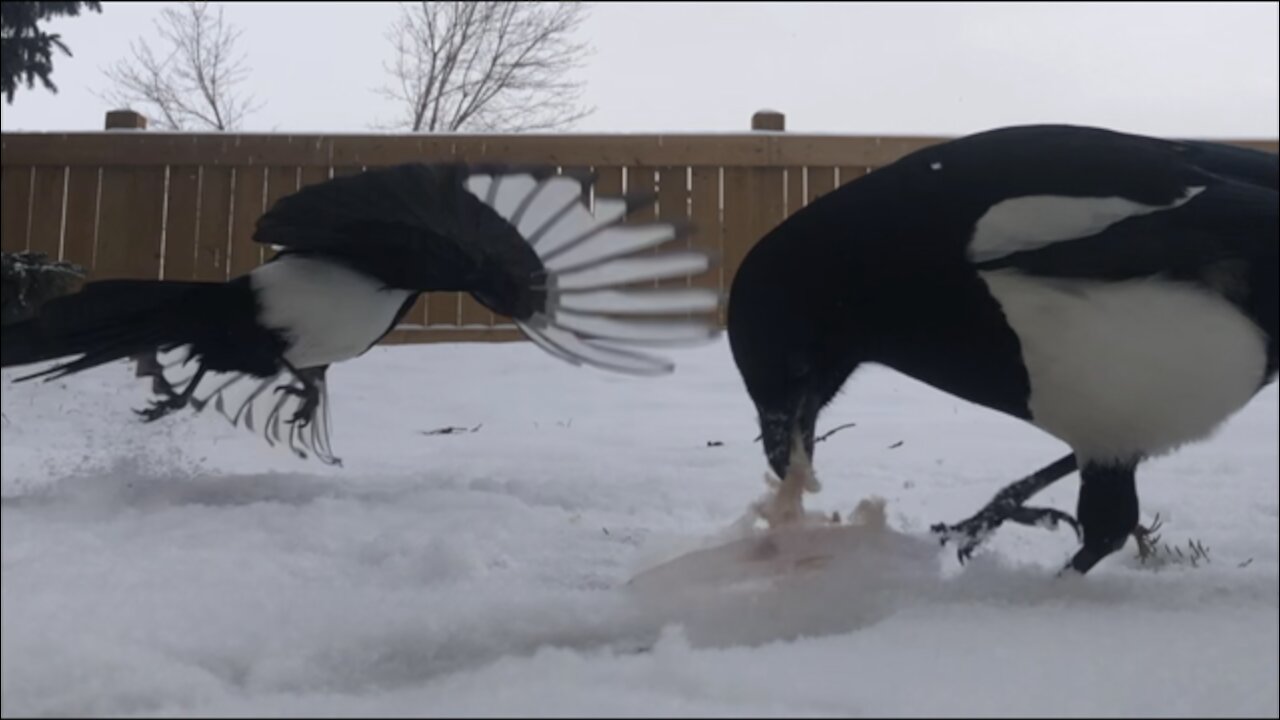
[254, 163, 722, 376]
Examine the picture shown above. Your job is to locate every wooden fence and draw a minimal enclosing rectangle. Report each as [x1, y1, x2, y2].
[2, 111, 1276, 344]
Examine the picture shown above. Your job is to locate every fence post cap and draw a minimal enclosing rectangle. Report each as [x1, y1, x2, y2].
[105, 109, 148, 130]
[751, 110, 785, 131]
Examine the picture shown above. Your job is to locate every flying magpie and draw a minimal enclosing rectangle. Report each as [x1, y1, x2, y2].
[2, 163, 721, 465]
[726, 124, 1276, 575]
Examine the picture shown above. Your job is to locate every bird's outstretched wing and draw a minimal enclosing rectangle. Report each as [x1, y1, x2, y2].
[254, 162, 722, 376]
[253, 163, 543, 300]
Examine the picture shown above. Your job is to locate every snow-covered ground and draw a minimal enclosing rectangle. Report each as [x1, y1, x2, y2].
[3, 339, 1277, 718]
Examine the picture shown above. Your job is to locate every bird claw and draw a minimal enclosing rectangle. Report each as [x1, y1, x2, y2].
[932, 502, 1082, 564]
[134, 396, 186, 423]
[1006, 505, 1083, 542]
[274, 383, 318, 427]
[930, 520, 993, 565]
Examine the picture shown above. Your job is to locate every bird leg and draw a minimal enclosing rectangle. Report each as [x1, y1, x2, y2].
[1060, 460, 1139, 575]
[931, 453, 1080, 563]
[274, 360, 323, 427]
[134, 363, 209, 422]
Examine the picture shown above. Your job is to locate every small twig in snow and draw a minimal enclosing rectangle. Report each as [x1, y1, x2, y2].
[419, 423, 483, 436]
[815, 422, 858, 443]
[1134, 513, 1212, 569]
[754, 421, 859, 444]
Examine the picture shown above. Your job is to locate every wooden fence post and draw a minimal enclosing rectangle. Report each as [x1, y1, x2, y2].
[721, 110, 788, 320]
[751, 109, 785, 131]
[104, 109, 147, 130]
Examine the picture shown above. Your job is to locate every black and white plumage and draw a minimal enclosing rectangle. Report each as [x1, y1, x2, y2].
[726, 124, 1276, 575]
[1, 163, 720, 465]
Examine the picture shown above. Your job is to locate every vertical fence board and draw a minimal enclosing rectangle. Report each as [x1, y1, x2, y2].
[95, 166, 165, 280]
[785, 165, 806, 217]
[265, 166, 300, 207]
[163, 166, 200, 282]
[625, 165, 657, 219]
[624, 166, 657, 292]
[722, 166, 784, 292]
[394, 296, 429, 333]
[1, 166, 31, 253]
[458, 295, 494, 328]
[838, 165, 868, 188]
[229, 166, 267, 277]
[195, 167, 233, 281]
[657, 166, 689, 290]
[61, 167, 99, 270]
[688, 167, 723, 314]
[260, 166, 300, 268]
[807, 166, 836, 203]
[595, 166, 623, 201]
[720, 167, 752, 307]
[299, 165, 331, 189]
[425, 290, 459, 328]
[750, 166, 786, 247]
[27, 166, 66, 259]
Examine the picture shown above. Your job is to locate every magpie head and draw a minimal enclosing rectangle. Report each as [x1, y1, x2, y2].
[728, 212, 869, 481]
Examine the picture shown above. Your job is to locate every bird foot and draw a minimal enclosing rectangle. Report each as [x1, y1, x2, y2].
[1131, 513, 1164, 562]
[274, 383, 319, 427]
[932, 502, 1082, 564]
[134, 394, 190, 423]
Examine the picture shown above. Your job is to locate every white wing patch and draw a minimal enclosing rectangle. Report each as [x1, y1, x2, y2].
[969, 186, 1205, 263]
[251, 255, 412, 369]
[463, 168, 722, 376]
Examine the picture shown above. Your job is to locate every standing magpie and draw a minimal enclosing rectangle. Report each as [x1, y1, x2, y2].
[1, 163, 720, 465]
[726, 124, 1277, 575]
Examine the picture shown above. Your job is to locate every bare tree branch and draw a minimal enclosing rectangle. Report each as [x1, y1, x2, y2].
[378, 1, 594, 133]
[99, 1, 261, 131]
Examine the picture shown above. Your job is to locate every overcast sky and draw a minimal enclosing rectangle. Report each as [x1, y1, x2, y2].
[2, 1, 1277, 139]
